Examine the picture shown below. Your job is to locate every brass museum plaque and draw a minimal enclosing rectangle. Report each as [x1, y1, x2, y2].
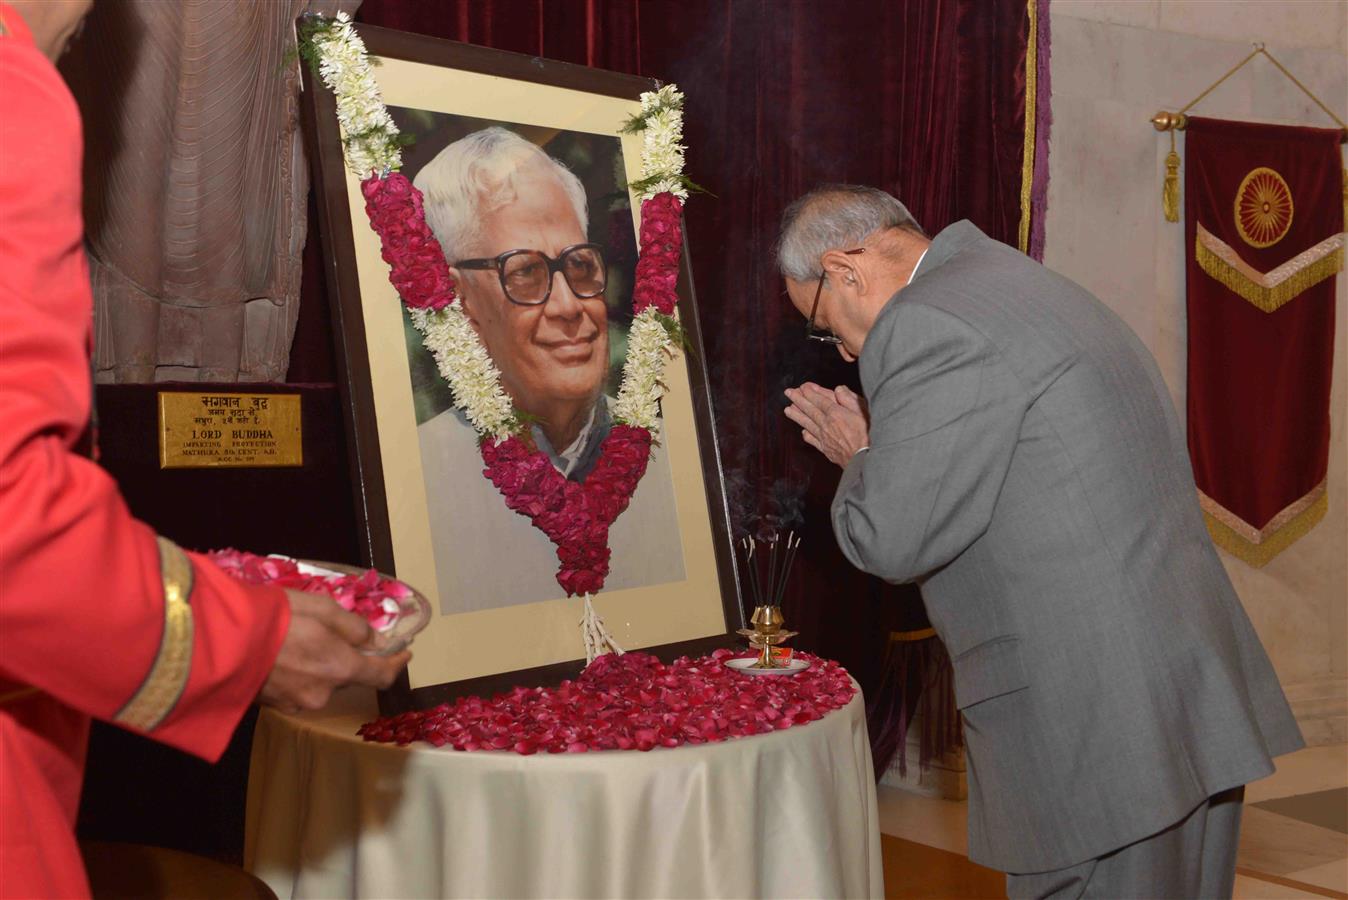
[158, 392, 303, 469]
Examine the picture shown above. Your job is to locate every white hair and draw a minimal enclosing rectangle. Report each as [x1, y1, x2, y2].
[414, 126, 589, 262]
[776, 184, 925, 281]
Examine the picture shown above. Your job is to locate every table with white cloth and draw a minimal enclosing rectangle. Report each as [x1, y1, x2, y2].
[244, 681, 883, 899]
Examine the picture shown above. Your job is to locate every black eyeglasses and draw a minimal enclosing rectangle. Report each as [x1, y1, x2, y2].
[805, 247, 865, 344]
[456, 243, 606, 307]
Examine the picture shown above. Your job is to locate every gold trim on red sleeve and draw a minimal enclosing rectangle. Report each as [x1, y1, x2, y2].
[113, 538, 195, 732]
[0, 687, 39, 706]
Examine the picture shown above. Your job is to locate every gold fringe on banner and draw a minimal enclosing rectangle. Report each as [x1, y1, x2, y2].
[1201, 485, 1328, 568]
[1200, 479, 1325, 545]
[1163, 133, 1181, 223]
[1195, 225, 1343, 312]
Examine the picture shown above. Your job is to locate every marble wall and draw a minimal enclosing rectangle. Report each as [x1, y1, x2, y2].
[1044, 0, 1347, 744]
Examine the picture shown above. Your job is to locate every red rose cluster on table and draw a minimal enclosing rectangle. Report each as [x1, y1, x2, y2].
[302, 16, 694, 652]
[358, 649, 856, 753]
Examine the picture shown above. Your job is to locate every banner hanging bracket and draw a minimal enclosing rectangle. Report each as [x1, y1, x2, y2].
[1149, 42, 1348, 144]
[1150, 42, 1348, 223]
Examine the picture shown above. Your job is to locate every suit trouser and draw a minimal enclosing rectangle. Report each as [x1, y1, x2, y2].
[1005, 786, 1245, 900]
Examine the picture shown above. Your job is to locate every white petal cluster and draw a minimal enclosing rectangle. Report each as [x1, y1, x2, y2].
[411, 307, 517, 440]
[312, 13, 403, 177]
[612, 309, 674, 432]
[635, 89, 687, 201]
[640, 84, 683, 114]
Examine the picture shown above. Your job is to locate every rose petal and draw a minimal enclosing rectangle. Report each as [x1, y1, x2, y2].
[351, 651, 852, 754]
[210, 549, 409, 632]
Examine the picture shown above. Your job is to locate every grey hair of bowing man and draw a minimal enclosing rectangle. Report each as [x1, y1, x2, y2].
[776, 183, 926, 282]
[779, 185, 932, 463]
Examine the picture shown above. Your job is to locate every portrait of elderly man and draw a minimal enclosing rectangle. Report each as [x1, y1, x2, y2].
[408, 124, 684, 613]
[421, 126, 612, 477]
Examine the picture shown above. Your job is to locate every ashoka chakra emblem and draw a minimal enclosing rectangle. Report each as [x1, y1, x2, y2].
[1234, 167, 1293, 248]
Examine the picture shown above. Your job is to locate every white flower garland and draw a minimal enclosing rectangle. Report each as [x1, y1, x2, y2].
[309, 13, 403, 178]
[309, 19, 681, 441]
[409, 307, 517, 440]
[635, 85, 688, 201]
[610, 309, 671, 432]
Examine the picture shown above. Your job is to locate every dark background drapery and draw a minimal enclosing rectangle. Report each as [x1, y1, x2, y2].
[79, 0, 1033, 862]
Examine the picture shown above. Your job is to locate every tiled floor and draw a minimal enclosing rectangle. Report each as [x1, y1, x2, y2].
[1239, 744, 1348, 898]
[1253, 789, 1348, 835]
[877, 743, 1348, 899]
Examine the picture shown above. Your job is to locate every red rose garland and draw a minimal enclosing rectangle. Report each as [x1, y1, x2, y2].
[360, 169, 685, 596]
[632, 193, 683, 315]
[361, 173, 456, 311]
[358, 648, 857, 753]
[481, 425, 653, 596]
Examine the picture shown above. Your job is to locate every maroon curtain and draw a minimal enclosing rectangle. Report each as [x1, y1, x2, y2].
[355, 0, 1031, 712]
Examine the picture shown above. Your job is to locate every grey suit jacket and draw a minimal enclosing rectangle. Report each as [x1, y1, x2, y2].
[833, 221, 1302, 873]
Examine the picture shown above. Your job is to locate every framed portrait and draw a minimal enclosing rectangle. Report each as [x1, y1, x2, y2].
[300, 23, 742, 711]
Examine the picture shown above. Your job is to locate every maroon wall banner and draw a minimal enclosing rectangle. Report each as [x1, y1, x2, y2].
[1184, 117, 1343, 567]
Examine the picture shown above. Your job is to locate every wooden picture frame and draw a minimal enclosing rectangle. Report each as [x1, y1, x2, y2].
[299, 22, 742, 713]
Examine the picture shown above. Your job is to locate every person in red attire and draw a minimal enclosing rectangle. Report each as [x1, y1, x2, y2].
[0, 2, 412, 896]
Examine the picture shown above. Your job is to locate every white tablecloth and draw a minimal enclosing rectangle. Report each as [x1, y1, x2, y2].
[244, 681, 883, 899]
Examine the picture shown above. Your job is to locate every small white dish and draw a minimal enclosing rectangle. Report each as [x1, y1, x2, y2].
[723, 657, 811, 676]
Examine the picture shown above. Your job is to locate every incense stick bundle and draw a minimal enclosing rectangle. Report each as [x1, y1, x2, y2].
[767, 537, 779, 608]
[773, 533, 801, 606]
[740, 531, 804, 610]
[740, 537, 763, 607]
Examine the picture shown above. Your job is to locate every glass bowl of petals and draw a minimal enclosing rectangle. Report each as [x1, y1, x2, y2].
[209, 550, 431, 655]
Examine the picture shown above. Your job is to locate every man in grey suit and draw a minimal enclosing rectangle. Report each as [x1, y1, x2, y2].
[781, 185, 1302, 898]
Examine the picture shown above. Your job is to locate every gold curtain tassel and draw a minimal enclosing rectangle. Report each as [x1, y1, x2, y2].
[1163, 133, 1181, 223]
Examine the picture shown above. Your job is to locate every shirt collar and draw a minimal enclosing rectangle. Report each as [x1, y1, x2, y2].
[906, 248, 929, 286]
[531, 399, 612, 480]
[555, 406, 599, 473]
